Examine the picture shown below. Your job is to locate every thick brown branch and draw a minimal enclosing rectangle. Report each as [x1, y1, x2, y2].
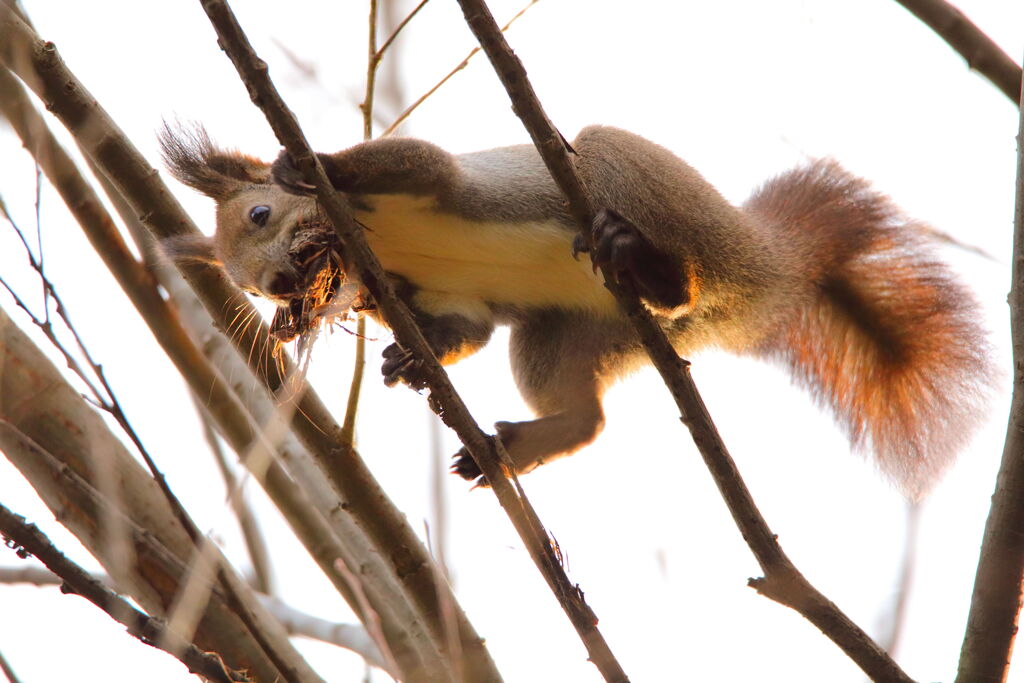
[197, 0, 626, 680]
[954, 52, 1024, 683]
[894, 0, 1022, 105]
[453, 0, 914, 681]
[0, 504, 247, 683]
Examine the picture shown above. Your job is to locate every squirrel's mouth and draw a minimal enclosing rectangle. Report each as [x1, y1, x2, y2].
[268, 217, 360, 343]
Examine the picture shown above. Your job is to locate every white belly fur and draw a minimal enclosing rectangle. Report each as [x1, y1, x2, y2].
[355, 194, 616, 314]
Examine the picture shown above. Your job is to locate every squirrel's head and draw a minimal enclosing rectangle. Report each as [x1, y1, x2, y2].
[158, 124, 318, 306]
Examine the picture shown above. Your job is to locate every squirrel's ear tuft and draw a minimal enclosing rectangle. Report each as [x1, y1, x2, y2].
[159, 233, 220, 266]
[158, 121, 270, 200]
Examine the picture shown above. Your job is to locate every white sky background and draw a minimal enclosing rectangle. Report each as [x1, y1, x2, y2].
[0, 0, 1021, 681]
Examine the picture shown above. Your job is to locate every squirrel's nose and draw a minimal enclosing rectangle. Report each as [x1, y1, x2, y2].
[265, 270, 300, 298]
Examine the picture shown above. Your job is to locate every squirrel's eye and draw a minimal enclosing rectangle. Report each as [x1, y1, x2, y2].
[249, 205, 271, 227]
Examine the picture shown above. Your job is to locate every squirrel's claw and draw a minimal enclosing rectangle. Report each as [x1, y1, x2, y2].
[571, 233, 591, 261]
[271, 150, 318, 197]
[451, 447, 488, 487]
[381, 343, 427, 390]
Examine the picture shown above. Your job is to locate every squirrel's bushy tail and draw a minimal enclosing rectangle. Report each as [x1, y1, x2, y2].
[744, 160, 993, 499]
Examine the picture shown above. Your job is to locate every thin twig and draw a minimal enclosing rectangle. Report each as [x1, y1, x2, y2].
[333, 558, 400, 679]
[0, 503, 247, 683]
[954, 50, 1024, 683]
[375, 0, 430, 61]
[894, 0, 1022, 105]
[359, 0, 379, 138]
[382, 0, 537, 137]
[341, 0, 383, 447]
[0, 564, 392, 674]
[879, 503, 920, 657]
[193, 397, 274, 595]
[198, 0, 624, 679]
[0, 648, 21, 683]
[453, 1, 915, 680]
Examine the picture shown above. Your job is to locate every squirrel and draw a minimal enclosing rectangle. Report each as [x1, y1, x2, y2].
[159, 124, 993, 499]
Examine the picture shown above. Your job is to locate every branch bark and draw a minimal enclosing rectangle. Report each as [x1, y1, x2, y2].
[196, 0, 628, 680]
[453, 0, 914, 680]
[0, 504, 247, 683]
[955, 49, 1024, 683]
[894, 0, 1022, 105]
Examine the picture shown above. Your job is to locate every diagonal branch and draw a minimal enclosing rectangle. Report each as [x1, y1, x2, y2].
[0, 648, 21, 683]
[893, 0, 1022, 105]
[196, 0, 628, 680]
[0, 503, 247, 683]
[453, 0, 914, 681]
[954, 50, 1024, 683]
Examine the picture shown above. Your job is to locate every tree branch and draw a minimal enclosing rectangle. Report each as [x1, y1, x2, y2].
[894, 0, 1022, 105]
[381, 0, 536, 137]
[197, 0, 628, 679]
[0, 647, 21, 683]
[0, 565, 393, 675]
[0, 505, 247, 683]
[452, 0, 914, 680]
[954, 47, 1024, 683]
[192, 398, 274, 595]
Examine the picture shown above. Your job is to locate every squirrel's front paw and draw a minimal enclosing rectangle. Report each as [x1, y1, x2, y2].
[270, 151, 318, 196]
[451, 448, 487, 487]
[381, 343, 428, 391]
[587, 208, 688, 313]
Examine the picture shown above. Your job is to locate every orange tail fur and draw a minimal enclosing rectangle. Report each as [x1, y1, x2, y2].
[744, 160, 994, 498]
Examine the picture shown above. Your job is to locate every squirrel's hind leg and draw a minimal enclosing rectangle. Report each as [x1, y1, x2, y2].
[452, 311, 640, 485]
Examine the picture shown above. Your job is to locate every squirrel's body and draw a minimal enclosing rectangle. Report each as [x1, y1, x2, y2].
[161, 125, 992, 497]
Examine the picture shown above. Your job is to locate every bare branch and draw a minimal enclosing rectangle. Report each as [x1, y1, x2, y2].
[0, 564, 394, 675]
[879, 503, 920, 658]
[452, 0, 915, 680]
[894, 0, 1022, 105]
[0, 648, 21, 683]
[376, 0, 430, 61]
[382, 0, 536, 137]
[955, 49, 1024, 683]
[193, 399, 274, 595]
[0, 504, 247, 683]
